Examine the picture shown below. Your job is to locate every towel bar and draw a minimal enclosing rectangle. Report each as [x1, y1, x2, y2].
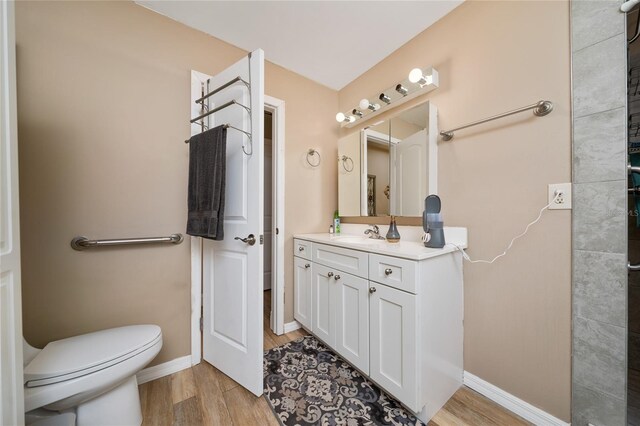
[71, 234, 184, 251]
[440, 100, 553, 141]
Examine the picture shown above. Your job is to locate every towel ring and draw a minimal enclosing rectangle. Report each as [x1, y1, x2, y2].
[339, 155, 354, 172]
[307, 149, 321, 167]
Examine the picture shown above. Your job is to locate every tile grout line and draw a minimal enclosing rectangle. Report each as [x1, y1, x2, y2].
[571, 30, 625, 55]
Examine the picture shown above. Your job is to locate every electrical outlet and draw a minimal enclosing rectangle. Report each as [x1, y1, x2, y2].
[548, 183, 572, 210]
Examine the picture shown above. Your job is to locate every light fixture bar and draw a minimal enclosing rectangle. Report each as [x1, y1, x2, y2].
[336, 66, 439, 128]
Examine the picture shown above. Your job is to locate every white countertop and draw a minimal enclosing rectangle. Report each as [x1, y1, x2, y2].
[294, 225, 468, 261]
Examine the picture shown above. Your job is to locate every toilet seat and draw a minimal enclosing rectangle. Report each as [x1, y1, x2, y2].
[25, 325, 161, 388]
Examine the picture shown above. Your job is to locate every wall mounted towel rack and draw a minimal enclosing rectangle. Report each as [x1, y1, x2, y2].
[338, 155, 354, 172]
[440, 100, 553, 141]
[306, 149, 321, 167]
[71, 233, 184, 251]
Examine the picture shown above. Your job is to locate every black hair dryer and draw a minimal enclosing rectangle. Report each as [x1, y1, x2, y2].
[423, 194, 445, 248]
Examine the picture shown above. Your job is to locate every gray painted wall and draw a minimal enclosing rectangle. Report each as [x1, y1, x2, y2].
[571, 1, 628, 424]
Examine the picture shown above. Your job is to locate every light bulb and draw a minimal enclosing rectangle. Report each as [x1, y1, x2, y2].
[359, 99, 380, 111]
[408, 68, 423, 83]
[408, 68, 432, 87]
[336, 112, 346, 123]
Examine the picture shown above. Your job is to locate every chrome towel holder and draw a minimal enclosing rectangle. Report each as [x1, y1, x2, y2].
[440, 100, 553, 141]
[186, 62, 254, 155]
[71, 234, 184, 251]
[338, 155, 354, 172]
[306, 149, 321, 167]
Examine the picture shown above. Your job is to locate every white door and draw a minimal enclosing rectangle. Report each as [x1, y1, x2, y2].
[293, 257, 312, 329]
[312, 264, 335, 347]
[335, 273, 369, 373]
[0, 1, 25, 423]
[202, 50, 264, 396]
[393, 129, 427, 216]
[369, 283, 418, 411]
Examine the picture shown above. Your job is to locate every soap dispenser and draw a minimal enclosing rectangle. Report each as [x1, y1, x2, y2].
[386, 216, 401, 243]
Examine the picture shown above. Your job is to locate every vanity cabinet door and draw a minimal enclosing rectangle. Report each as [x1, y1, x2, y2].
[335, 272, 369, 374]
[293, 257, 313, 330]
[369, 283, 418, 411]
[312, 264, 336, 347]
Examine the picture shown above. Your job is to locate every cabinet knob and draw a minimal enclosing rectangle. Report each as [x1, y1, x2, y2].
[305, 264, 310, 269]
[369, 287, 377, 293]
[384, 268, 393, 276]
[298, 246, 304, 252]
[327, 272, 334, 277]
[334, 275, 340, 281]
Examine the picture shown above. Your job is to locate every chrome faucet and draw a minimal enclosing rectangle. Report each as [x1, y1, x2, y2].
[364, 225, 385, 240]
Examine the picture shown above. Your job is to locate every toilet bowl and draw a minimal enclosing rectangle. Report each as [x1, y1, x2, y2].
[24, 325, 162, 426]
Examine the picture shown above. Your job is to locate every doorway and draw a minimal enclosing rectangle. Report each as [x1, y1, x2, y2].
[264, 96, 285, 336]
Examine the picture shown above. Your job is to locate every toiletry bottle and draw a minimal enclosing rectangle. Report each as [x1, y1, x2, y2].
[334, 210, 341, 235]
[386, 216, 401, 243]
[329, 224, 334, 235]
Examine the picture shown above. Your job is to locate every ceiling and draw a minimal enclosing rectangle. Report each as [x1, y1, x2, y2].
[136, 1, 463, 90]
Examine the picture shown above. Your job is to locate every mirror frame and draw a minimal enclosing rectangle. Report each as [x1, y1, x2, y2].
[338, 100, 438, 219]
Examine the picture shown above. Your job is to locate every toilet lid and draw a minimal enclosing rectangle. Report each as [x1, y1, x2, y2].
[24, 325, 161, 388]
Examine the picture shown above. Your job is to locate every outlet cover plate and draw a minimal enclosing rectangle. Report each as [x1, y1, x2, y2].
[548, 183, 572, 210]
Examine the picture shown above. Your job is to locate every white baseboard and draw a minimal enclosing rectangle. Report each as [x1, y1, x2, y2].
[463, 371, 569, 426]
[283, 320, 301, 334]
[136, 355, 192, 385]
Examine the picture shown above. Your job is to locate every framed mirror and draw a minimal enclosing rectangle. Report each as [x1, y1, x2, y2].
[338, 100, 438, 218]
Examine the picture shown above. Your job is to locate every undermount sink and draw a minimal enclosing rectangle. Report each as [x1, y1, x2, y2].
[331, 235, 384, 244]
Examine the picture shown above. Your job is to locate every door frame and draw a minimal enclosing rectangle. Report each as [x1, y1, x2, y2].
[265, 95, 286, 336]
[1, 1, 25, 422]
[190, 91, 286, 364]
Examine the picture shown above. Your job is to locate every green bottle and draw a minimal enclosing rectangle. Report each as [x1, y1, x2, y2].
[333, 210, 341, 235]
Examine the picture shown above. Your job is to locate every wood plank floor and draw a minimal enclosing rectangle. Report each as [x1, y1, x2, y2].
[140, 290, 531, 426]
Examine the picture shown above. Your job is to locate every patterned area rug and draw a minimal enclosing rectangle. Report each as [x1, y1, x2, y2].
[263, 335, 424, 426]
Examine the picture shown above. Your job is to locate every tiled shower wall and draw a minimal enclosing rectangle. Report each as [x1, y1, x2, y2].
[571, 1, 628, 424]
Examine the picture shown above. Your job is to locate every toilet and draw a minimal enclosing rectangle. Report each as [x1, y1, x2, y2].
[23, 325, 162, 426]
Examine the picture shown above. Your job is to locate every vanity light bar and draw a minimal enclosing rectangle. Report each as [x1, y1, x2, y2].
[335, 66, 439, 127]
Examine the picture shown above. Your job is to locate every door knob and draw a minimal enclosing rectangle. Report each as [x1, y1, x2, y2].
[305, 264, 311, 269]
[384, 268, 393, 276]
[369, 287, 377, 293]
[234, 234, 256, 246]
[334, 275, 340, 281]
[327, 272, 334, 277]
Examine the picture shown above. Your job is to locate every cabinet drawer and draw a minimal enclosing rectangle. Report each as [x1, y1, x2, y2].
[294, 239, 312, 260]
[313, 243, 368, 278]
[369, 254, 417, 294]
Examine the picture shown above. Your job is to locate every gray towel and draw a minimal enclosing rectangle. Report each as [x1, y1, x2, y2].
[187, 125, 227, 240]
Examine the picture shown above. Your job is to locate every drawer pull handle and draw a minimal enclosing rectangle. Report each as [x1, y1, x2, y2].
[305, 263, 311, 269]
[327, 272, 334, 277]
[334, 274, 340, 281]
[384, 268, 393, 276]
[298, 246, 305, 252]
[369, 287, 377, 294]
